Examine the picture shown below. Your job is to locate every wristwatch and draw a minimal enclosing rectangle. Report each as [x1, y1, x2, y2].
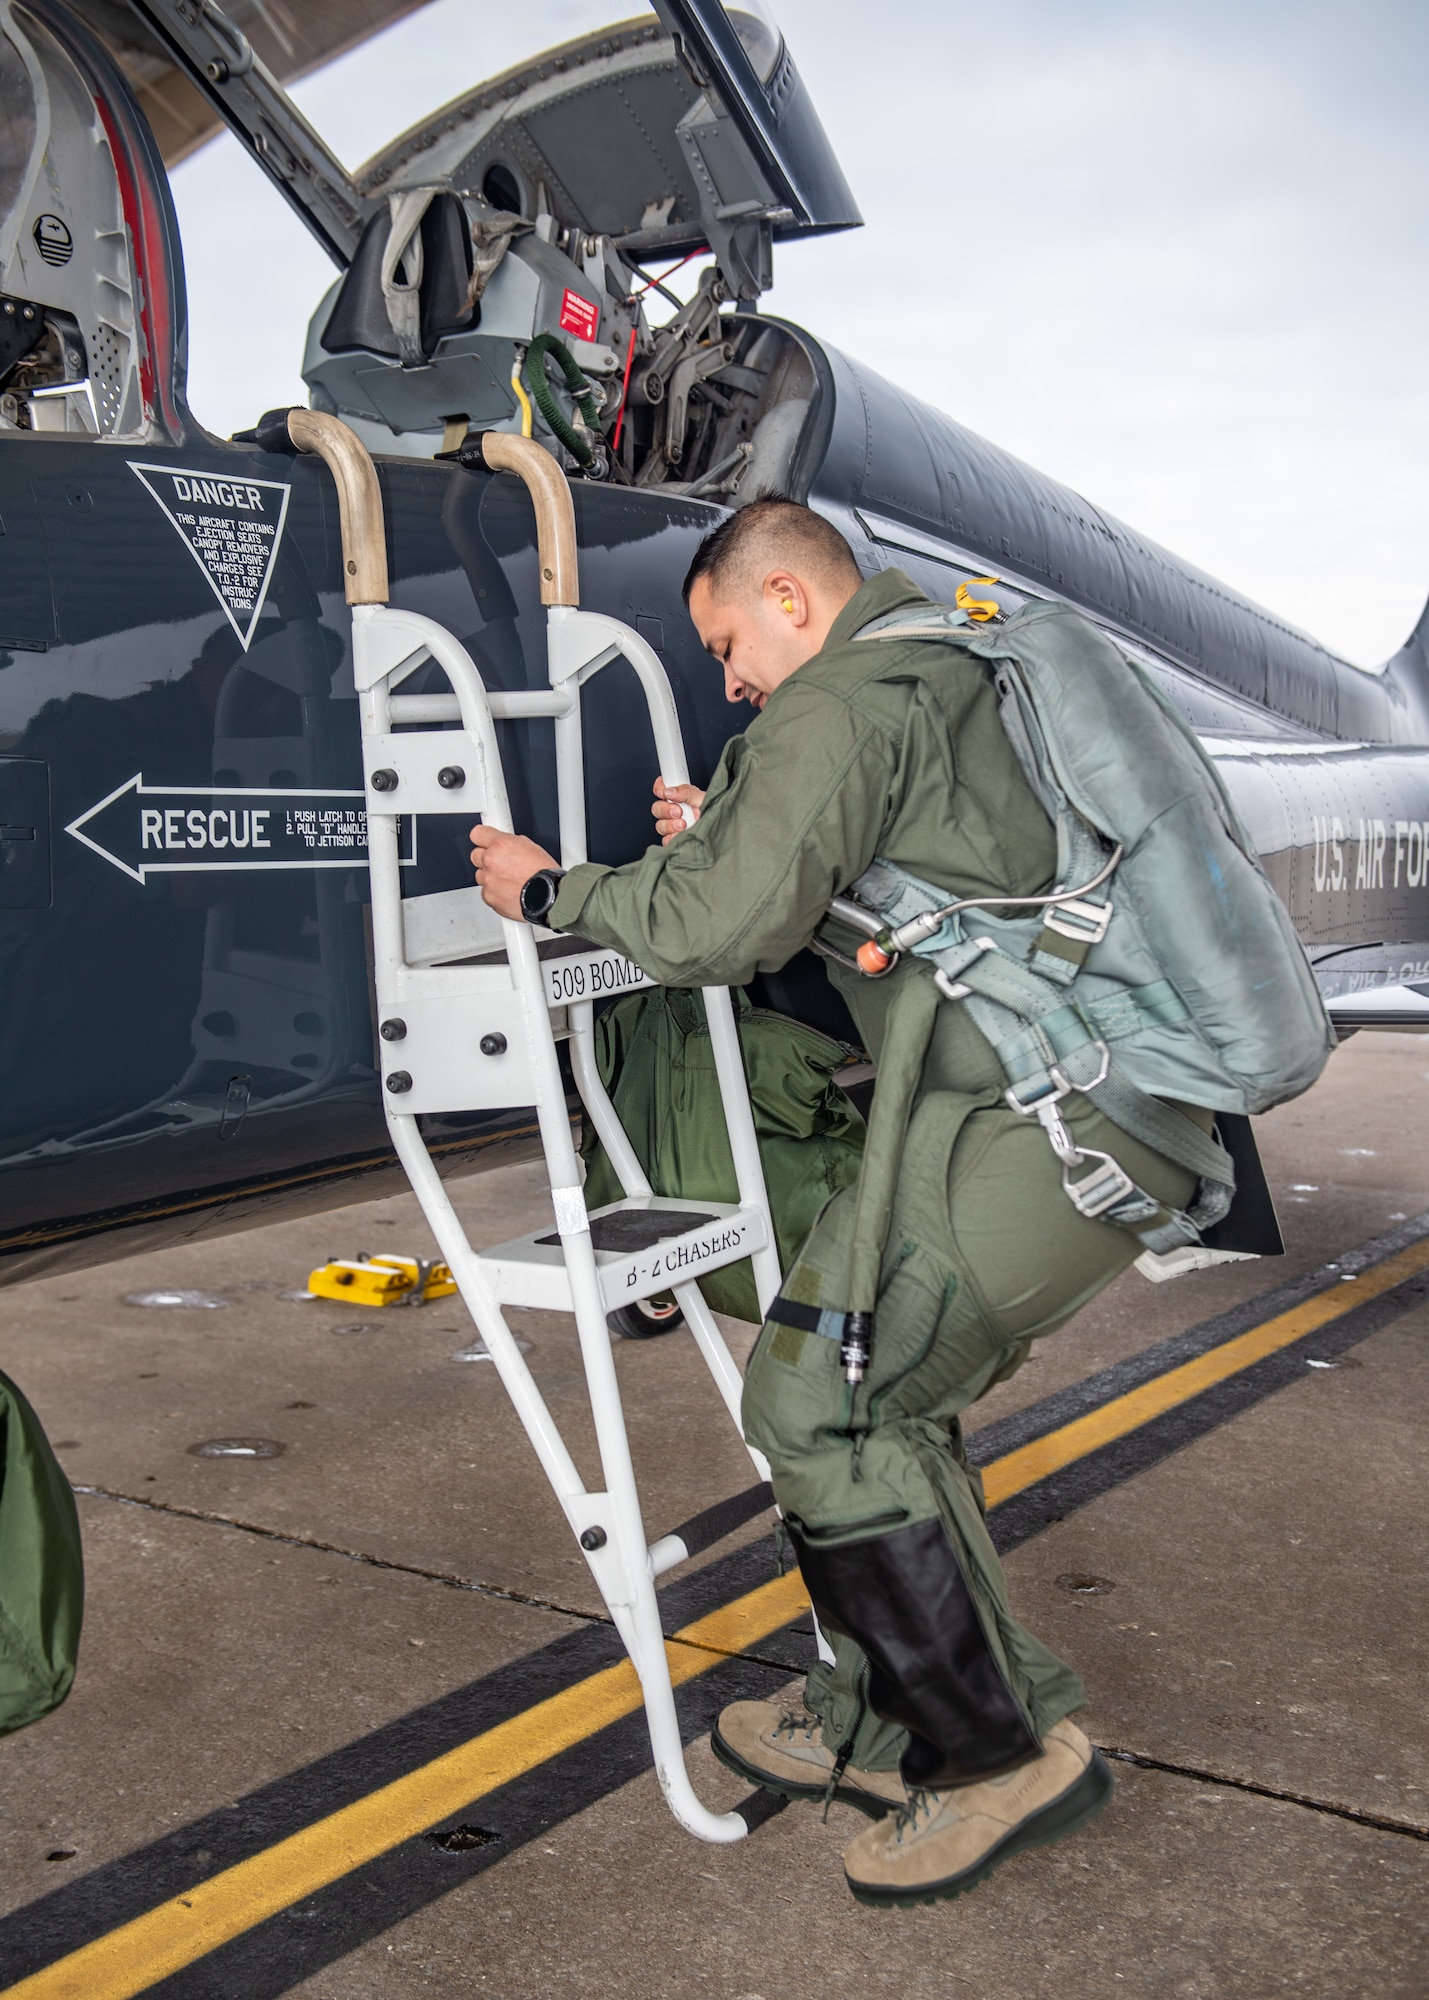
[518, 867, 565, 924]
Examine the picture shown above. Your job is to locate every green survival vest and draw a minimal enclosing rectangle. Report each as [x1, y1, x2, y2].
[0, 1367, 83, 1735]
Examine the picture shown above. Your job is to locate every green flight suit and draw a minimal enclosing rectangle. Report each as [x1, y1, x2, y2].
[551, 569, 1199, 1783]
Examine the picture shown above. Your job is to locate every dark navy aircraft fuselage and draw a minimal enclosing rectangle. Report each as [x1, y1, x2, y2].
[1, 0, 1426, 1283]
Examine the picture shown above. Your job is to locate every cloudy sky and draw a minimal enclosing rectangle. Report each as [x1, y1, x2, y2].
[170, 0, 1429, 667]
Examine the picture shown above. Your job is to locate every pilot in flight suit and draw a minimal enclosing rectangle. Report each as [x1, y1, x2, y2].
[471, 498, 1200, 1906]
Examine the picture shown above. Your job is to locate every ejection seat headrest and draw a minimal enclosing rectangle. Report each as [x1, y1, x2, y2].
[321, 192, 474, 362]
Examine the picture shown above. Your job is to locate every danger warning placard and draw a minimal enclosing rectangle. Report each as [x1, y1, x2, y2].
[129, 461, 291, 651]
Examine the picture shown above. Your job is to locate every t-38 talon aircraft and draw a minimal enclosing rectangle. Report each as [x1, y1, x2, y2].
[0, 0, 1426, 1297]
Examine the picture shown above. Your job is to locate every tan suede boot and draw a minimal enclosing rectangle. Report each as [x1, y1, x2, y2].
[712, 1699, 907, 1817]
[842, 1719, 1113, 1905]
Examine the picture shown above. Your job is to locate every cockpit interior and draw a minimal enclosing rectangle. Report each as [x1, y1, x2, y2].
[0, 2, 860, 503]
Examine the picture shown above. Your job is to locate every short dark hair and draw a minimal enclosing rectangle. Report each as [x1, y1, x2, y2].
[682, 493, 861, 605]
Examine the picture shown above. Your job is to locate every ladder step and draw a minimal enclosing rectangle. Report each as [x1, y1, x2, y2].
[479, 1199, 769, 1313]
[536, 1207, 722, 1254]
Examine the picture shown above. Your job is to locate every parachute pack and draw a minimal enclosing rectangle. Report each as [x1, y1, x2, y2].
[838, 597, 1336, 1265]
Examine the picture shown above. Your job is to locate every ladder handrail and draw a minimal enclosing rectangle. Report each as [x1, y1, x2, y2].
[288, 408, 389, 605]
[480, 431, 579, 607]
[548, 607, 694, 796]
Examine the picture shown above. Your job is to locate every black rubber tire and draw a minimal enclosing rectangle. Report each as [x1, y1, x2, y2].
[607, 1294, 685, 1340]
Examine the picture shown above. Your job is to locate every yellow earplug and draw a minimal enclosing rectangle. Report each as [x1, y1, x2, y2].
[781, 598, 794, 613]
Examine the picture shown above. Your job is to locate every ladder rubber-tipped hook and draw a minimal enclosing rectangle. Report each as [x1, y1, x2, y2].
[385, 1071, 413, 1094]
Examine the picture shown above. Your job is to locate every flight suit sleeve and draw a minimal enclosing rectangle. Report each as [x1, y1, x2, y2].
[547, 679, 897, 987]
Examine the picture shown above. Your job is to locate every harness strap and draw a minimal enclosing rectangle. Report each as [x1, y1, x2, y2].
[1030, 813, 1114, 981]
[974, 1012, 1230, 1188]
[1081, 1064, 1233, 1189]
[1017, 1067, 1232, 1252]
[381, 189, 435, 367]
[855, 612, 974, 641]
[846, 970, 942, 1321]
[922, 929, 1228, 1186]
[868, 895, 1234, 1247]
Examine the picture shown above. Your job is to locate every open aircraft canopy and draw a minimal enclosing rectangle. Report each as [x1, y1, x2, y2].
[71, 2, 861, 286]
[360, 3, 862, 276]
[62, 0, 430, 168]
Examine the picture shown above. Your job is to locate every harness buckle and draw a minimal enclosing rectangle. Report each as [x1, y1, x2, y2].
[1005, 1034, 1111, 1124]
[1035, 1097, 1080, 1165]
[1042, 895, 1113, 946]
[1005, 1074, 1066, 1117]
[1005, 1082, 1080, 1165]
[1049, 1038, 1111, 1096]
[931, 937, 997, 1006]
[1061, 1147, 1137, 1219]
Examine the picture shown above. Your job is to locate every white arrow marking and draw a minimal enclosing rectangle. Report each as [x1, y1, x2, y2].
[64, 775, 379, 883]
[64, 772, 146, 883]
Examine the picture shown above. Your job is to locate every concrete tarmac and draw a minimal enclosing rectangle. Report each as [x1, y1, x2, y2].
[0, 1032, 1426, 1998]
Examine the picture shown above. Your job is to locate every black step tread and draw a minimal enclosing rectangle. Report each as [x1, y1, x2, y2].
[536, 1207, 722, 1253]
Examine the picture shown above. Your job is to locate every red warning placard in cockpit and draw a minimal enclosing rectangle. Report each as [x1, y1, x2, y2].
[558, 289, 600, 343]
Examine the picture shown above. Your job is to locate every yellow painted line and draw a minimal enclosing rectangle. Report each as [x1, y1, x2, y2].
[3, 1570, 810, 2000]
[10, 1234, 1426, 1999]
[982, 1234, 1429, 1508]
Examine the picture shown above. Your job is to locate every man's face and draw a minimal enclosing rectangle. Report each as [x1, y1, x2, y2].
[687, 570, 819, 710]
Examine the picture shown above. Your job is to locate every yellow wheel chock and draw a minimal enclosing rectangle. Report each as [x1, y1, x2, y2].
[307, 1253, 457, 1307]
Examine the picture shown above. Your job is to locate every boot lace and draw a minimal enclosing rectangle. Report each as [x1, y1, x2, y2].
[770, 1708, 821, 1745]
[891, 1787, 937, 1844]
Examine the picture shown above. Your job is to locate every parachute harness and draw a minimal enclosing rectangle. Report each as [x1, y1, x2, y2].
[818, 603, 1236, 1384]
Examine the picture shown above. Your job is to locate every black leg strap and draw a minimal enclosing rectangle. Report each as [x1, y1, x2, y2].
[789, 1515, 1039, 1788]
[767, 1295, 822, 1332]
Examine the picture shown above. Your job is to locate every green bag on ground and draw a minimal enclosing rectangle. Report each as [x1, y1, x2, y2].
[580, 988, 867, 1322]
[0, 1367, 83, 1735]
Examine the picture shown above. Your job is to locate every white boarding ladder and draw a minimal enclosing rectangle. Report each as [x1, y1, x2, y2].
[288, 412, 781, 1844]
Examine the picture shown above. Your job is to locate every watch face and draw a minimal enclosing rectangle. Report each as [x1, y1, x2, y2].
[521, 870, 554, 921]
